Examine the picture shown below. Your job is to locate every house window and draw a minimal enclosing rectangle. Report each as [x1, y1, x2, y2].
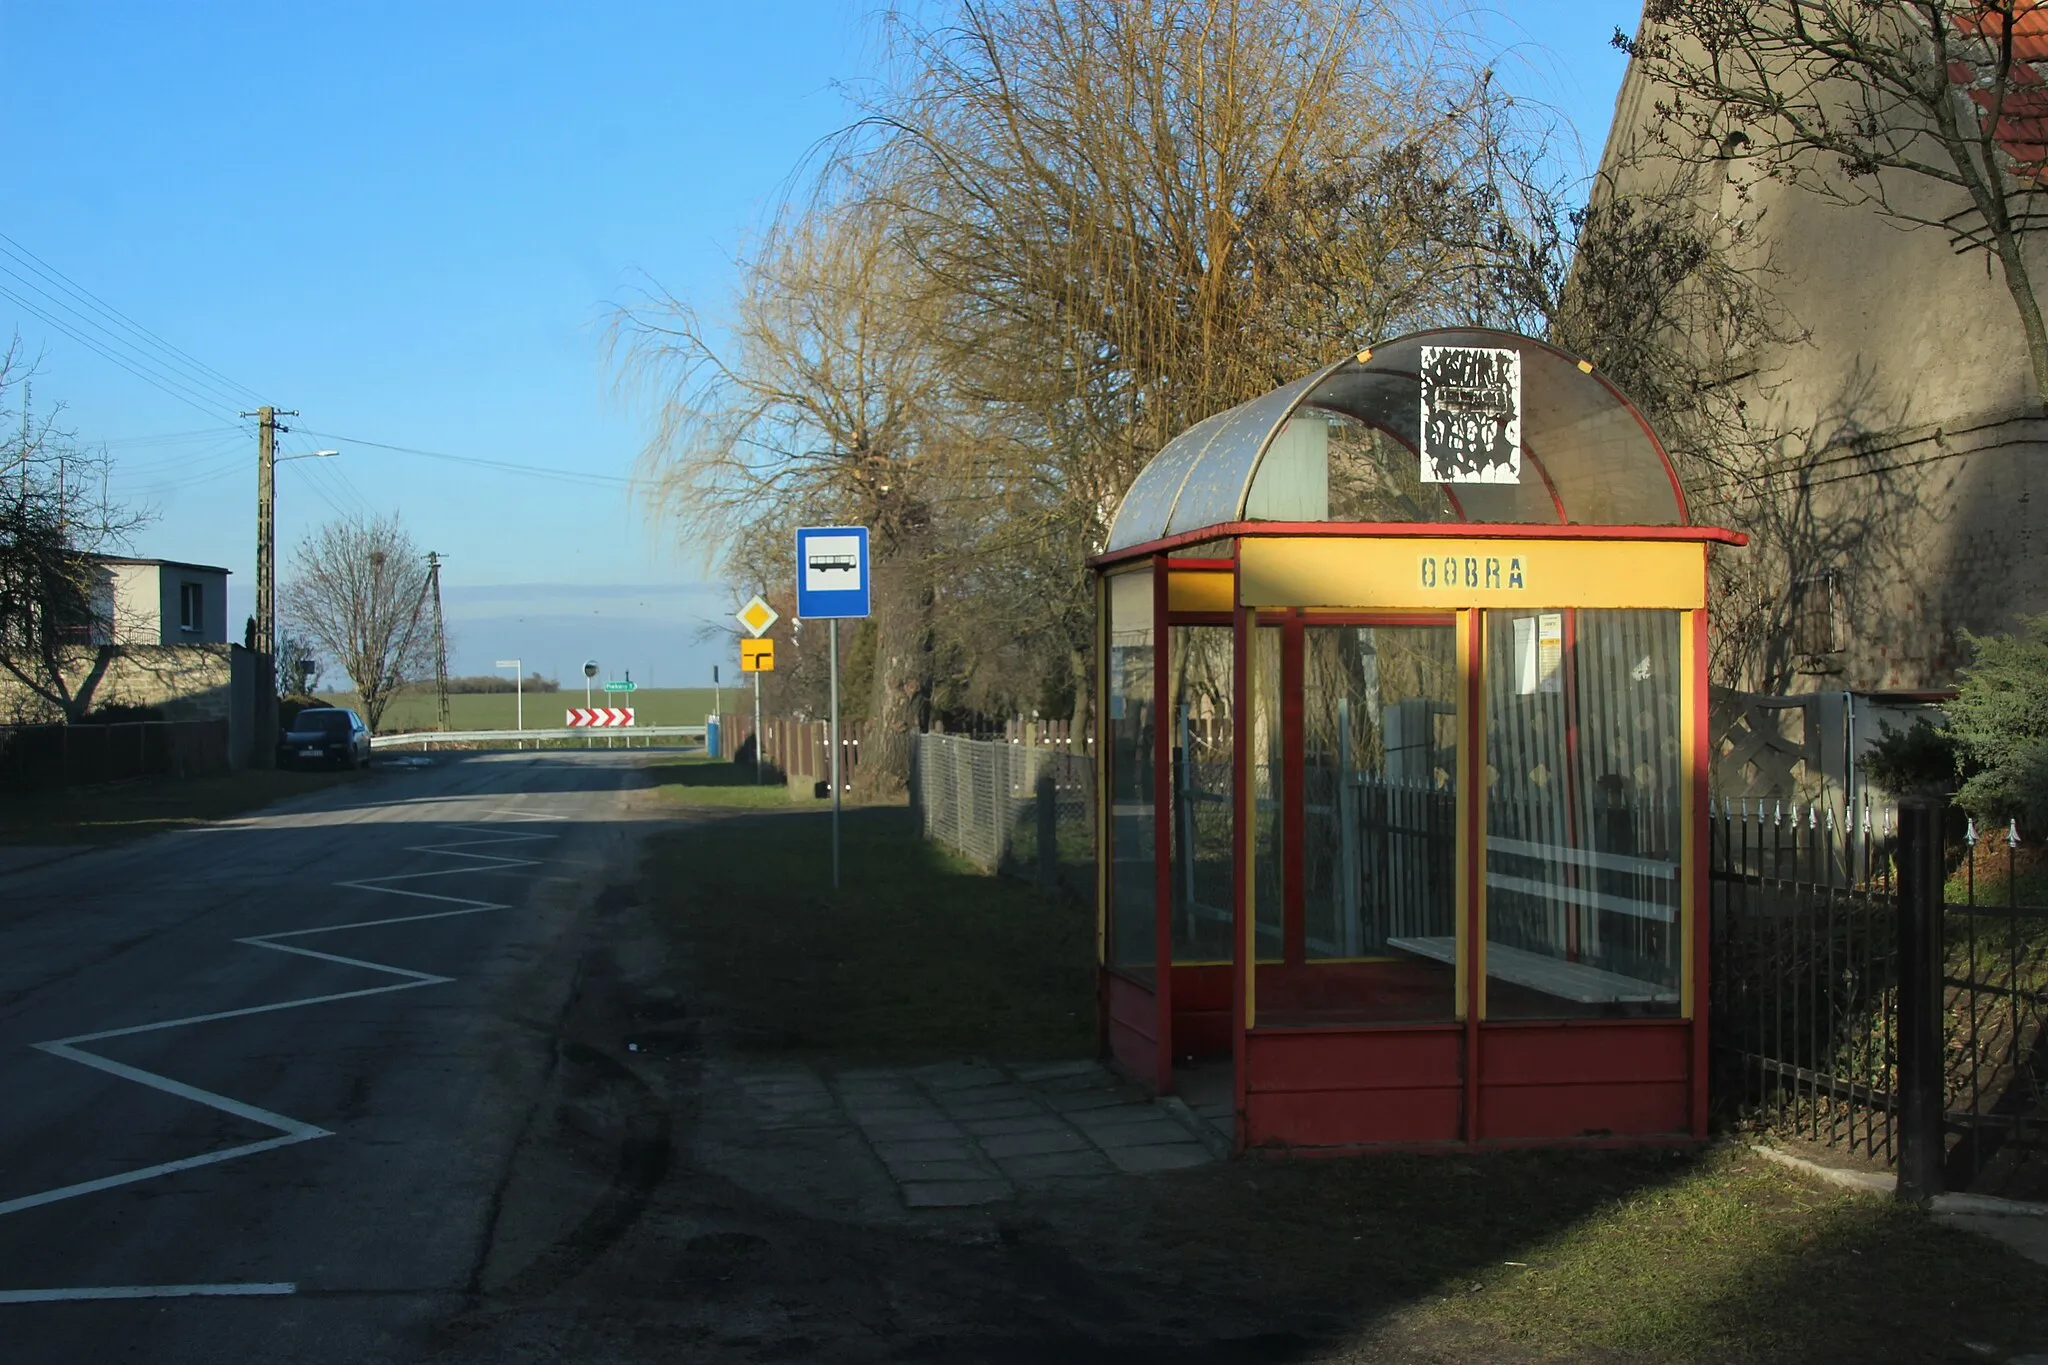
[180, 582, 203, 634]
[1789, 571, 1844, 658]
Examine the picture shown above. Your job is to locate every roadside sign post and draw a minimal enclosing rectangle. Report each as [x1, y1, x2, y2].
[583, 660, 597, 749]
[794, 527, 871, 890]
[495, 659, 523, 742]
[736, 596, 778, 785]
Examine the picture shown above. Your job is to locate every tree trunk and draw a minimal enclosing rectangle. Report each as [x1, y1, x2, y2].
[1992, 230, 2048, 413]
[852, 548, 933, 798]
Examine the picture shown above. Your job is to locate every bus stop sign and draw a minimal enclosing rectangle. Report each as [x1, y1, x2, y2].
[794, 526, 870, 619]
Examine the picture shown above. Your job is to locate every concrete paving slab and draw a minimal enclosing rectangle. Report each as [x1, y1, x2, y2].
[845, 1104, 945, 1126]
[1107, 1142, 1213, 1174]
[945, 1099, 1045, 1121]
[871, 1138, 978, 1164]
[900, 1180, 1012, 1208]
[1047, 1090, 1135, 1112]
[883, 1158, 998, 1184]
[997, 1149, 1115, 1180]
[861, 1120, 966, 1142]
[959, 1115, 1068, 1138]
[910, 1061, 1008, 1090]
[980, 1129, 1092, 1159]
[1012, 1060, 1105, 1083]
[1078, 1118, 1199, 1149]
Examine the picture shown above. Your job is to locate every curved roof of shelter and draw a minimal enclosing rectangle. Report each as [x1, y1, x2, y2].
[1102, 328, 1686, 553]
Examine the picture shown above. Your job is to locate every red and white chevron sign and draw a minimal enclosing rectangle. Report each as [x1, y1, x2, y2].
[565, 707, 635, 728]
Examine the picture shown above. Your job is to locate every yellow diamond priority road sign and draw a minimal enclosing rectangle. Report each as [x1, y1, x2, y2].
[736, 595, 778, 638]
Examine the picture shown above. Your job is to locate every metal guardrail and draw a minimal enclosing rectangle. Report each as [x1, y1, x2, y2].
[369, 725, 707, 749]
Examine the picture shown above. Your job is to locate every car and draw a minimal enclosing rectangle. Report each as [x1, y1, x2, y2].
[279, 707, 372, 770]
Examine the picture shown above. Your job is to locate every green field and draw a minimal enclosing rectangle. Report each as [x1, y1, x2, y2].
[323, 686, 726, 733]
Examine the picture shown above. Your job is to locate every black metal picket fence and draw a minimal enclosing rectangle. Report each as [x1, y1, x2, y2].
[1711, 797, 2048, 1198]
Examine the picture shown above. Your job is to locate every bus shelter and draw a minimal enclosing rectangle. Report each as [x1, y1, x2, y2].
[1091, 327, 1742, 1152]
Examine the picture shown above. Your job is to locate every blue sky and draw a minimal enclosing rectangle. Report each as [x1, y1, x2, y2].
[0, 1, 1638, 686]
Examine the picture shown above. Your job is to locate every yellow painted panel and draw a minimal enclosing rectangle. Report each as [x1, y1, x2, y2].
[1239, 537, 1705, 610]
[1168, 571, 1235, 613]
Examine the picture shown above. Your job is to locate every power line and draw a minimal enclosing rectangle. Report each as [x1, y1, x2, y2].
[0, 231, 270, 408]
[294, 428, 646, 490]
[0, 281, 249, 422]
[0, 260, 253, 412]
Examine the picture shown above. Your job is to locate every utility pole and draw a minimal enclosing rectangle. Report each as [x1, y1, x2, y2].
[239, 405, 298, 661]
[425, 551, 450, 731]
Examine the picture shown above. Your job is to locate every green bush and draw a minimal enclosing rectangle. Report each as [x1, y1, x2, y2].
[1863, 717, 1968, 799]
[1950, 614, 2048, 827]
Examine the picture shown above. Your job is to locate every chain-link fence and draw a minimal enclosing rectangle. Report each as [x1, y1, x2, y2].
[910, 733, 1094, 902]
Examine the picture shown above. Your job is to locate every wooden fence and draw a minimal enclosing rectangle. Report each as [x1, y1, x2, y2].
[0, 719, 231, 792]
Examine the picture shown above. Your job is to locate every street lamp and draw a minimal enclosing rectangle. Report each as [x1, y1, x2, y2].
[277, 449, 340, 463]
[495, 659, 522, 739]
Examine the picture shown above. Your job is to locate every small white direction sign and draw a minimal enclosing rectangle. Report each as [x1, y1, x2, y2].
[736, 595, 779, 638]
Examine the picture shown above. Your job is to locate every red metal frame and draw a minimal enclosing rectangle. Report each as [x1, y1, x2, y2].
[1152, 556, 1174, 1094]
[1231, 552, 1251, 1148]
[1462, 609, 1483, 1142]
[1089, 520, 1746, 569]
[1690, 604, 1712, 1137]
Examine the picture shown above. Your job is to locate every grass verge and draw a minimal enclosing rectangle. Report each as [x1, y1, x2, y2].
[634, 776, 2048, 1361]
[0, 767, 361, 846]
[638, 802, 1095, 1062]
[1044, 1143, 2048, 1362]
[644, 755, 815, 811]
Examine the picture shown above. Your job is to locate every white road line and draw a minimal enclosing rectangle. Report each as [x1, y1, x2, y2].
[0, 1283, 296, 1303]
[0, 819, 558, 1229]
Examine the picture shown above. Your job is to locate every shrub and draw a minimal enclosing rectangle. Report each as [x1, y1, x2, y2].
[1950, 614, 2048, 827]
[1863, 717, 1969, 799]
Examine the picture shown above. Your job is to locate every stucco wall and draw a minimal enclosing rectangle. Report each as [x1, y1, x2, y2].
[1594, 37, 2048, 691]
[0, 644, 238, 723]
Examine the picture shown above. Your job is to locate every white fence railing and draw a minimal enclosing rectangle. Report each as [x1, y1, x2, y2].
[370, 725, 707, 750]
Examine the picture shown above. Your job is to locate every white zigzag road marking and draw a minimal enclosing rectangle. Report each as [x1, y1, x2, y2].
[0, 810, 567, 1223]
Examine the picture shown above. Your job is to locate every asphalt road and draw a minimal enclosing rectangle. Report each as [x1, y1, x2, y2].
[0, 751, 649, 1363]
[0, 751, 1332, 1365]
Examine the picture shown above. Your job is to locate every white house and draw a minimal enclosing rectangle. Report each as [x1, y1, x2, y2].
[88, 556, 232, 646]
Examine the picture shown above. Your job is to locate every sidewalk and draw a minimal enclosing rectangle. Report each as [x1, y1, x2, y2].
[699, 1057, 1217, 1212]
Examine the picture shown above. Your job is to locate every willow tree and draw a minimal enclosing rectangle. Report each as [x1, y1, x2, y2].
[857, 0, 1559, 733]
[614, 0, 1566, 764]
[610, 200, 968, 791]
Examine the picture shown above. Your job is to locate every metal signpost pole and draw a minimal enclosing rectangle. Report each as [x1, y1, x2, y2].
[829, 620, 841, 889]
[794, 529, 866, 897]
[753, 670, 763, 784]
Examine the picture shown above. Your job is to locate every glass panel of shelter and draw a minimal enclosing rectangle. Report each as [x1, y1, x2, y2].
[1104, 567, 1156, 983]
[1166, 623, 1234, 963]
[1252, 612, 1461, 1026]
[1481, 608, 1684, 1019]
[1238, 605, 1688, 1027]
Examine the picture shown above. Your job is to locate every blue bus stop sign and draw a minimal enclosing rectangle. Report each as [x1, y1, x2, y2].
[794, 526, 871, 619]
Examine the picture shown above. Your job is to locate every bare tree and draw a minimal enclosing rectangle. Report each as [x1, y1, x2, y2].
[280, 514, 434, 732]
[1620, 0, 2048, 408]
[0, 340, 150, 720]
[611, 198, 963, 792]
[275, 626, 323, 698]
[613, 0, 1569, 767]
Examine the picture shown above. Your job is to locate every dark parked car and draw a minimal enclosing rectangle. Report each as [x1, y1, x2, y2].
[279, 707, 372, 770]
